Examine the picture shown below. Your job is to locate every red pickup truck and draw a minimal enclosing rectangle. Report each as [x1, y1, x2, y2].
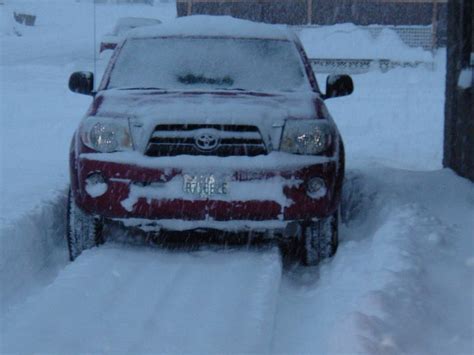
[68, 16, 353, 265]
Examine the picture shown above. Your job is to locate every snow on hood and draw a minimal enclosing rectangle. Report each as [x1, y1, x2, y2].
[89, 89, 319, 152]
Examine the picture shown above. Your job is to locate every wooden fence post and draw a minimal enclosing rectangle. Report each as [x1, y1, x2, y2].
[307, 0, 313, 25]
[187, 0, 193, 16]
[431, 0, 439, 50]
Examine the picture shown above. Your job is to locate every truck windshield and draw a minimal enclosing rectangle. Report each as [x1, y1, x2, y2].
[107, 37, 310, 92]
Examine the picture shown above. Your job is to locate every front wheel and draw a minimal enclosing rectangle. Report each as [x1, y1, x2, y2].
[301, 210, 339, 266]
[66, 189, 104, 261]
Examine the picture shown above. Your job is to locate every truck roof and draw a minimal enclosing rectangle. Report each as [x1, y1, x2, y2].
[127, 15, 298, 42]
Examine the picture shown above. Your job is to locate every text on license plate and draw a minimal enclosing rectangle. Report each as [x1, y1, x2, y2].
[183, 174, 229, 198]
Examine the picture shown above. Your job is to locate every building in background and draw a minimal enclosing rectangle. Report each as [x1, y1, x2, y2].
[444, 0, 473, 181]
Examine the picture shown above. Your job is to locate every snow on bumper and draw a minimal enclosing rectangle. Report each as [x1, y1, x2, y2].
[74, 152, 339, 230]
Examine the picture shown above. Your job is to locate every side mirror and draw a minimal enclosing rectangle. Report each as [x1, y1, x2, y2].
[324, 74, 354, 99]
[69, 71, 94, 96]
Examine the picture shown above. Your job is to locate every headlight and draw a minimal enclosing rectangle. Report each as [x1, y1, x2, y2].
[280, 120, 333, 155]
[80, 117, 133, 153]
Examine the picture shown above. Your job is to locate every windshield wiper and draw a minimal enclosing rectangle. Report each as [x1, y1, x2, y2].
[177, 74, 234, 86]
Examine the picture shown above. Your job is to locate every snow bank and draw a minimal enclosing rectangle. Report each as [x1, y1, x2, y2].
[300, 23, 433, 61]
[0, 0, 178, 317]
[321, 50, 446, 170]
[273, 167, 474, 355]
[0, 191, 68, 317]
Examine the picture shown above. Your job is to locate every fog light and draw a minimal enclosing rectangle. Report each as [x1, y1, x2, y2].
[85, 172, 107, 197]
[306, 177, 327, 199]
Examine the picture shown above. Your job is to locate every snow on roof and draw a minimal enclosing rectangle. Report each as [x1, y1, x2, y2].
[127, 15, 296, 41]
[113, 17, 162, 35]
[115, 17, 162, 28]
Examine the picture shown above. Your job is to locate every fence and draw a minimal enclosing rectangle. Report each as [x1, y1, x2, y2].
[176, 0, 448, 50]
[296, 24, 436, 74]
[309, 58, 435, 74]
[294, 24, 435, 51]
[368, 25, 435, 50]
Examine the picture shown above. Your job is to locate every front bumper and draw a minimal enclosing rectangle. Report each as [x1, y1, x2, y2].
[72, 151, 340, 231]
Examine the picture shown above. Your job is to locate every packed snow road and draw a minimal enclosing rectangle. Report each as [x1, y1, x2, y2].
[2, 246, 282, 354]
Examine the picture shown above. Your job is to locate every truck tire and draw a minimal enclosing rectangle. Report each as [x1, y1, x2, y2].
[66, 189, 104, 261]
[301, 210, 339, 266]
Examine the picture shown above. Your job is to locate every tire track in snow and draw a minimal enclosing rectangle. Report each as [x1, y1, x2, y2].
[1, 244, 282, 354]
[272, 168, 474, 355]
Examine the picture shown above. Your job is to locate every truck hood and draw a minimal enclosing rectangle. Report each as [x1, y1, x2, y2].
[88, 89, 322, 152]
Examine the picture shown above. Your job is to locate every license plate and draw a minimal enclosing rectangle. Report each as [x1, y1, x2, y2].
[183, 174, 229, 198]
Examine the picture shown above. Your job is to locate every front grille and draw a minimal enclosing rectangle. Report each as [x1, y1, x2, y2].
[145, 124, 268, 157]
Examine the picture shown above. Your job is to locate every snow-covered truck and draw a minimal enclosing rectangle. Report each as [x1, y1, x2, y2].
[67, 16, 353, 265]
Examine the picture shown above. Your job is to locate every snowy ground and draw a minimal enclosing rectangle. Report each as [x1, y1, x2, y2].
[1, 1, 473, 354]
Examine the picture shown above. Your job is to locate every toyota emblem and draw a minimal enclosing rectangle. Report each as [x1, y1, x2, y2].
[194, 132, 220, 151]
